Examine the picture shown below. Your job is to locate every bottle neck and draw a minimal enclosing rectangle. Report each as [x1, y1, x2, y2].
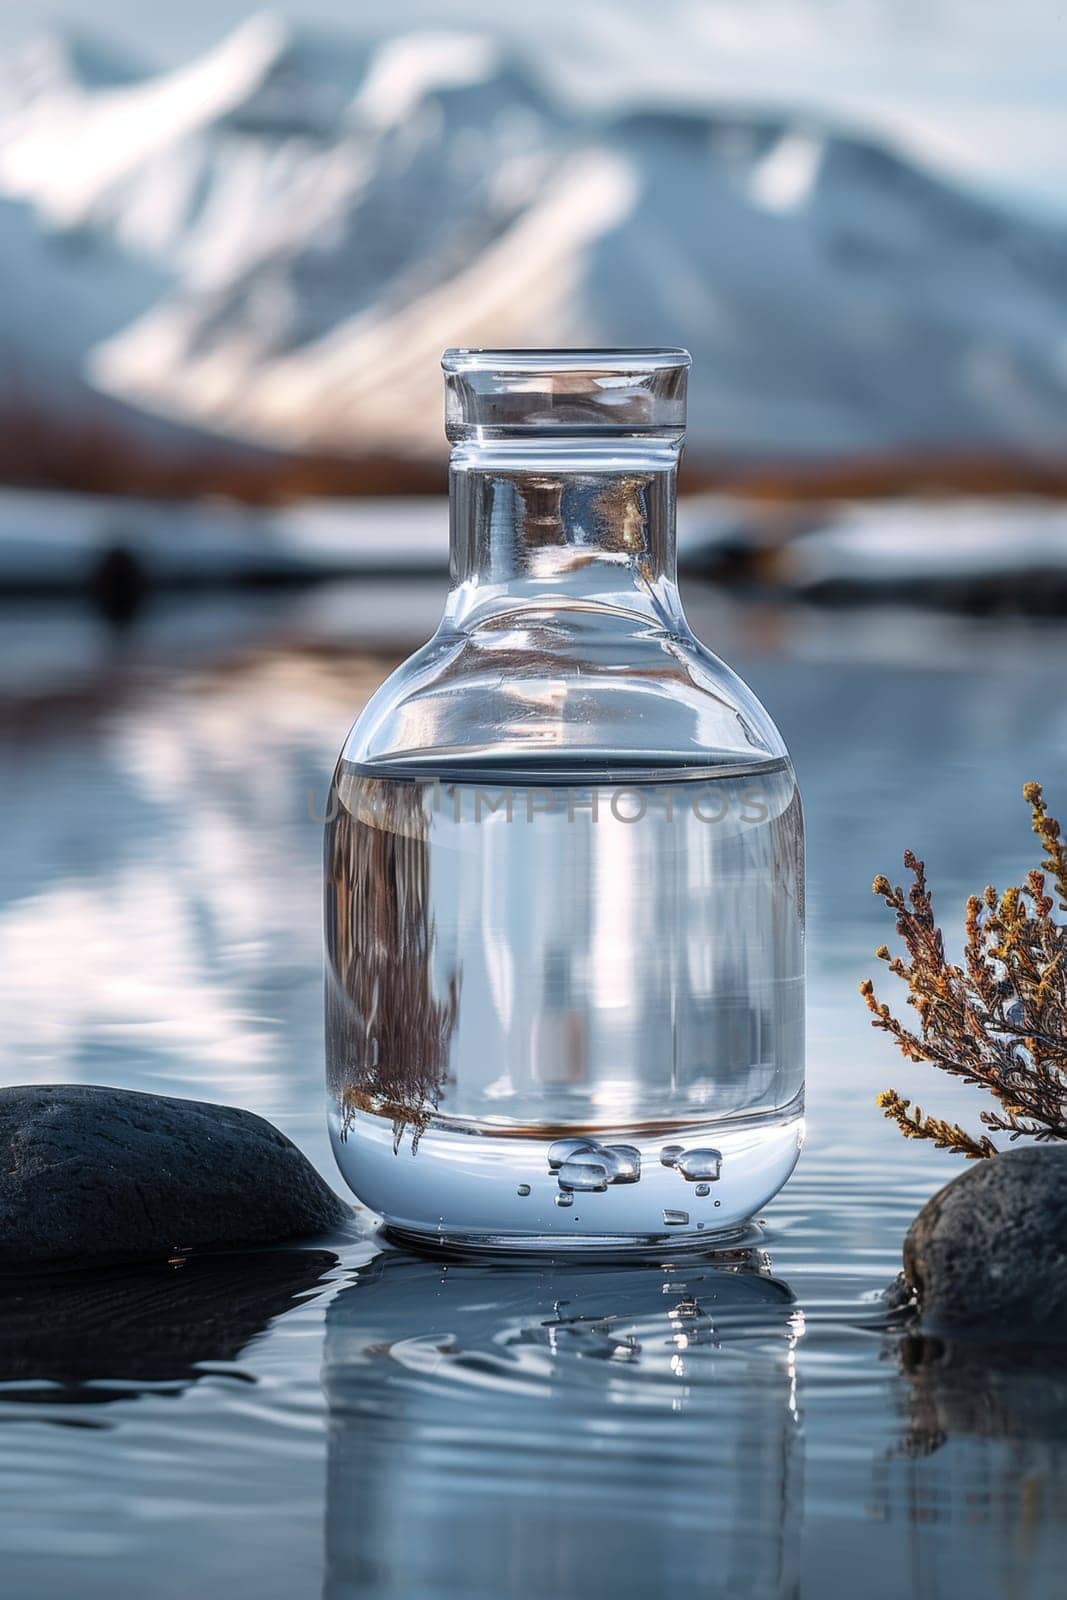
[445, 438, 682, 627]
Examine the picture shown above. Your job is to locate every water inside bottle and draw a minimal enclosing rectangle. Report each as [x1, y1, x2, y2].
[325, 754, 804, 1247]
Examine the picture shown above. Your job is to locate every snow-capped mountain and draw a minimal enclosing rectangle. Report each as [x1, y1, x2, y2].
[2, 14, 1067, 485]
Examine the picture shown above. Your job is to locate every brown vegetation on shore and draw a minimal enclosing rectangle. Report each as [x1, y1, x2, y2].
[862, 783, 1067, 1157]
[4, 400, 1067, 505]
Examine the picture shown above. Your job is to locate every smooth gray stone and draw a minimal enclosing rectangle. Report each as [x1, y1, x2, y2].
[0, 1084, 350, 1271]
[904, 1146, 1067, 1341]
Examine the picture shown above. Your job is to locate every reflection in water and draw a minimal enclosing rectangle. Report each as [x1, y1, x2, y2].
[862, 1336, 1067, 1599]
[322, 1245, 803, 1599]
[899, 1335, 1067, 1454]
[0, 1250, 337, 1407]
[325, 773, 460, 1150]
[5, 607, 1067, 1593]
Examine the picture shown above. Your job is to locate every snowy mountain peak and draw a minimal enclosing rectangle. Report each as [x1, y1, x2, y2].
[354, 32, 507, 129]
[1, 18, 1066, 487]
[191, 13, 377, 137]
[9, 25, 149, 99]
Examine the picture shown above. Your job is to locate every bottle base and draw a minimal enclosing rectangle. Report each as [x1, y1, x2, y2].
[329, 1100, 804, 1255]
[381, 1218, 765, 1259]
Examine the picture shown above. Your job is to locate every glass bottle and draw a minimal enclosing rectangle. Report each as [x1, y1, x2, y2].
[324, 349, 804, 1251]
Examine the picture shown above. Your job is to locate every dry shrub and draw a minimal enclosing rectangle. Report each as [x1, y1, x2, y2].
[862, 783, 1067, 1157]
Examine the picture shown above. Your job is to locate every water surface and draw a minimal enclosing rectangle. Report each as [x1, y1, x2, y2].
[1, 581, 1066, 1597]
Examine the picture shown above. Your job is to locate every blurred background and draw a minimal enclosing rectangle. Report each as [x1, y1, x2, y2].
[1, 0, 1066, 610]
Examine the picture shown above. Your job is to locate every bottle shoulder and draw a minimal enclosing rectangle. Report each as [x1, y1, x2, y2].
[340, 604, 790, 777]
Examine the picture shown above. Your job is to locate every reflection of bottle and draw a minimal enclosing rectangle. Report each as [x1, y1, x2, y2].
[322, 1248, 802, 1599]
[324, 350, 804, 1249]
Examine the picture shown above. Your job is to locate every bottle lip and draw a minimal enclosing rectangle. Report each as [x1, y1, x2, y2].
[442, 348, 692, 374]
[443, 347, 690, 442]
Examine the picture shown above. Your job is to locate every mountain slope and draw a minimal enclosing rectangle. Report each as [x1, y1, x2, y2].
[1, 16, 1066, 485]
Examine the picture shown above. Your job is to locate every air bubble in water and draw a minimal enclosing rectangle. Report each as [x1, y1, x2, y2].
[676, 1148, 723, 1182]
[516, 1183, 531, 1197]
[599, 1143, 641, 1183]
[663, 1208, 689, 1226]
[547, 1137, 596, 1170]
[555, 1191, 574, 1208]
[557, 1155, 609, 1192]
[695, 1182, 710, 1197]
[660, 1144, 684, 1167]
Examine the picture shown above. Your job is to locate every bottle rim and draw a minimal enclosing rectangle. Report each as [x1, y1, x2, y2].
[442, 348, 691, 374]
[443, 348, 690, 441]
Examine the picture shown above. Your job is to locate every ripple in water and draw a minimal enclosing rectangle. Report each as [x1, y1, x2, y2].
[323, 1246, 804, 1596]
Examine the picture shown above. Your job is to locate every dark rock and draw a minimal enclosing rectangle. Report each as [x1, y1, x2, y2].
[0, 1084, 351, 1271]
[903, 1146, 1067, 1341]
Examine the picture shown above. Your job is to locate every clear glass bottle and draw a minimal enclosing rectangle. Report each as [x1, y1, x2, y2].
[325, 349, 804, 1251]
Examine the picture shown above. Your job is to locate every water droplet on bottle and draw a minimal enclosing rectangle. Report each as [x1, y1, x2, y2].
[695, 1182, 710, 1197]
[599, 1143, 641, 1183]
[547, 1137, 596, 1170]
[557, 1155, 608, 1192]
[675, 1148, 723, 1182]
[516, 1183, 531, 1197]
[660, 1144, 684, 1167]
[663, 1208, 689, 1226]
[555, 1191, 574, 1208]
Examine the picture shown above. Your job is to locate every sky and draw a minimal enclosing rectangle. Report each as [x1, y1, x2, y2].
[2, 0, 1064, 217]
